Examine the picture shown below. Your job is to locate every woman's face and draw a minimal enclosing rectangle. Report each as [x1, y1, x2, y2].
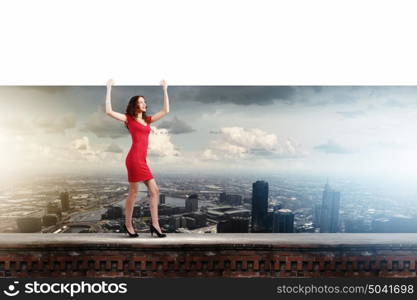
[137, 97, 147, 112]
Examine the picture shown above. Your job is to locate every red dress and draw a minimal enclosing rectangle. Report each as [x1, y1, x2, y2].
[124, 113, 154, 182]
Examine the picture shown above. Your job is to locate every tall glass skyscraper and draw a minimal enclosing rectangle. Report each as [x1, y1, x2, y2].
[319, 181, 340, 233]
[251, 180, 269, 232]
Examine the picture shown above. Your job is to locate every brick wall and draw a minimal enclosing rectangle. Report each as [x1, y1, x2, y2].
[0, 233, 417, 277]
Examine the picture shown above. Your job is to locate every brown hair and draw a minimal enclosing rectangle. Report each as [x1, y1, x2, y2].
[124, 95, 148, 130]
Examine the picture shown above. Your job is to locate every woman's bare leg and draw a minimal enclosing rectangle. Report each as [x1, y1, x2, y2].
[125, 182, 139, 233]
[143, 178, 162, 232]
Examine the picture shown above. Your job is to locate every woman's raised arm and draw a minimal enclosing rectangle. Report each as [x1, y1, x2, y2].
[149, 79, 170, 123]
[105, 78, 127, 122]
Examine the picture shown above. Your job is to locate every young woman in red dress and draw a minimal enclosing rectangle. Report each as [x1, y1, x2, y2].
[105, 79, 170, 238]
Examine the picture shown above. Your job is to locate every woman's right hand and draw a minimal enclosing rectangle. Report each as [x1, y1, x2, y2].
[106, 78, 114, 88]
[160, 79, 168, 90]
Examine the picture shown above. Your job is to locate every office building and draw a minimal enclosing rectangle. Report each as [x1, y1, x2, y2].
[185, 194, 198, 212]
[272, 208, 294, 233]
[251, 180, 269, 232]
[319, 181, 340, 233]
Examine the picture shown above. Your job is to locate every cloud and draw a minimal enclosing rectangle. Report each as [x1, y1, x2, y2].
[201, 149, 219, 160]
[201, 127, 307, 161]
[148, 127, 181, 158]
[81, 108, 127, 139]
[70, 136, 93, 153]
[34, 113, 77, 134]
[384, 99, 407, 107]
[27, 143, 52, 157]
[81, 106, 180, 158]
[0, 118, 37, 135]
[17, 86, 69, 94]
[336, 110, 365, 118]
[314, 139, 353, 154]
[107, 86, 296, 107]
[178, 86, 295, 106]
[0, 113, 76, 135]
[157, 116, 195, 134]
[368, 140, 406, 150]
[25, 136, 107, 164]
[289, 86, 378, 107]
[62, 136, 123, 162]
[209, 130, 221, 134]
[105, 143, 123, 153]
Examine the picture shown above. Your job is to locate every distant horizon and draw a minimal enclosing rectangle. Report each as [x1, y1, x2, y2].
[2, 167, 416, 193]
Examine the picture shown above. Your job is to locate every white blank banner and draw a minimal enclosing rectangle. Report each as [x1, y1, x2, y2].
[0, 0, 416, 85]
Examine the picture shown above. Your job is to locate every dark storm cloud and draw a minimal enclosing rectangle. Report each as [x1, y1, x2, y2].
[103, 86, 164, 114]
[104, 86, 296, 109]
[157, 116, 195, 134]
[12, 85, 294, 108]
[292, 86, 361, 106]
[171, 86, 295, 106]
[110, 85, 417, 108]
[314, 139, 352, 154]
[16, 85, 371, 107]
[336, 110, 365, 118]
[11, 86, 417, 114]
[14, 86, 417, 130]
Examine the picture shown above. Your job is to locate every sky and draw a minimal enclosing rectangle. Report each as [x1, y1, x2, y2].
[1, 85, 417, 182]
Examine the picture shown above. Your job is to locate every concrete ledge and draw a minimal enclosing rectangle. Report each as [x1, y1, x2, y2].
[0, 233, 417, 249]
[1, 233, 417, 278]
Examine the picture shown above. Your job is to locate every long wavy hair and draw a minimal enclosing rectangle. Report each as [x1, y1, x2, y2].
[124, 95, 148, 131]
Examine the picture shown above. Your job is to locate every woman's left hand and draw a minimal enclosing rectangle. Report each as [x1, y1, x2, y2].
[160, 79, 168, 90]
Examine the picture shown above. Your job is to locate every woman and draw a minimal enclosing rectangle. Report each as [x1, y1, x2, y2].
[105, 79, 170, 238]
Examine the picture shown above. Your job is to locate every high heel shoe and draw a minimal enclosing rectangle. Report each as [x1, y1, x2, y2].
[123, 223, 139, 237]
[149, 224, 166, 238]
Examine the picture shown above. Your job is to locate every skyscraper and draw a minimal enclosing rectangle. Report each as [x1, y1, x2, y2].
[159, 194, 166, 204]
[272, 209, 294, 233]
[185, 194, 198, 212]
[251, 180, 269, 232]
[313, 203, 321, 227]
[219, 192, 227, 203]
[319, 180, 340, 233]
[219, 192, 243, 206]
[60, 191, 70, 211]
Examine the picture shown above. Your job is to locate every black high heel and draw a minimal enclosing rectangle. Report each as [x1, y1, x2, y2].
[150, 224, 166, 238]
[123, 223, 139, 237]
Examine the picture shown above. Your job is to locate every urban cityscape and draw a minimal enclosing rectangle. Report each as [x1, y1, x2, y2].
[1, 171, 416, 235]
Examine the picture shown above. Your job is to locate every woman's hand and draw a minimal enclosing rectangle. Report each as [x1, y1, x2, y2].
[106, 78, 114, 88]
[160, 79, 168, 90]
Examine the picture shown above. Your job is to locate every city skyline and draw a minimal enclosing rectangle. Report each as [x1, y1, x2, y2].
[3, 171, 417, 234]
[1, 86, 417, 182]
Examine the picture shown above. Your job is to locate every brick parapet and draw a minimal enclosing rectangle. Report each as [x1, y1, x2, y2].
[0, 233, 416, 277]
